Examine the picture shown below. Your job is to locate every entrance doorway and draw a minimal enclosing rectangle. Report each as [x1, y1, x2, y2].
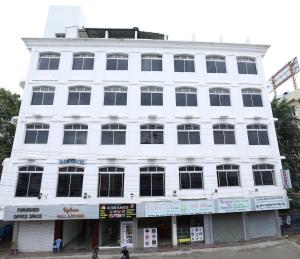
[100, 220, 120, 247]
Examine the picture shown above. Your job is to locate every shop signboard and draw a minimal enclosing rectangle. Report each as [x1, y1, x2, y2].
[255, 196, 288, 211]
[281, 169, 292, 189]
[145, 201, 181, 217]
[190, 227, 204, 242]
[58, 158, 85, 165]
[99, 204, 136, 219]
[143, 228, 158, 248]
[218, 198, 251, 213]
[3, 205, 98, 221]
[120, 221, 134, 248]
[181, 200, 215, 215]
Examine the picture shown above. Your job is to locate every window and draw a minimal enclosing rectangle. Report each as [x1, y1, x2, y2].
[56, 166, 84, 197]
[98, 167, 124, 197]
[213, 124, 235, 144]
[253, 164, 275, 186]
[55, 33, 65, 38]
[242, 89, 263, 107]
[104, 86, 127, 106]
[140, 166, 165, 196]
[217, 164, 240, 187]
[25, 123, 49, 144]
[72, 53, 95, 70]
[140, 124, 164, 144]
[174, 55, 195, 72]
[141, 86, 163, 106]
[175, 87, 197, 106]
[63, 124, 88, 144]
[106, 53, 128, 70]
[209, 88, 231, 106]
[206, 55, 226, 73]
[101, 124, 126, 145]
[247, 124, 269, 145]
[38, 53, 60, 70]
[179, 166, 203, 189]
[237, 57, 257, 74]
[67, 86, 91, 105]
[177, 124, 200, 144]
[141, 54, 162, 71]
[31, 86, 55, 105]
[15, 166, 43, 197]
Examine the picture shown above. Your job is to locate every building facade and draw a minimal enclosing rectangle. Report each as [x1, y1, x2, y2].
[0, 6, 289, 252]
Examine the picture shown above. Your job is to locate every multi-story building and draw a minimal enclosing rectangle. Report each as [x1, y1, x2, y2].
[0, 6, 289, 252]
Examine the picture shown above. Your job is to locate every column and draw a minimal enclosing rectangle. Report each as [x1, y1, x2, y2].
[203, 215, 213, 244]
[171, 216, 177, 246]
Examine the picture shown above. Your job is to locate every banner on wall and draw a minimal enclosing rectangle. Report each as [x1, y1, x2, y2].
[120, 221, 133, 248]
[281, 169, 292, 189]
[190, 227, 204, 242]
[218, 198, 251, 213]
[255, 196, 288, 210]
[143, 228, 158, 248]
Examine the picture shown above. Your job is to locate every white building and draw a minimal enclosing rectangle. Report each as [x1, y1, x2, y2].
[0, 6, 289, 252]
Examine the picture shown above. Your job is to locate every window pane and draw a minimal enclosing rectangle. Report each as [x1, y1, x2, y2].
[242, 94, 253, 107]
[38, 58, 49, 70]
[262, 171, 274, 185]
[248, 131, 259, 145]
[216, 62, 226, 73]
[15, 174, 30, 197]
[258, 131, 269, 145]
[101, 131, 113, 145]
[43, 93, 54, 105]
[68, 92, 79, 105]
[152, 59, 162, 71]
[72, 58, 83, 70]
[178, 132, 189, 144]
[247, 63, 257, 74]
[117, 60, 128, 70]
[191, 173, 202, 188]
[224, 131, 235, 144]
[210, 94, 220, 106]
[187, 94, 197, 106]
[109, 174, 123, 197]
[185, 60, 195, 72]
[104, 92, 115, 105]
[31, 92, 43, 105]
[220, 95, 231, 106]
[83, 58, 94, 70]
[189, 132, 200, 144]
[180, 173, 190, 189]
[69, 174, 83, 197]
[116, 93, 127, 105]
[25, 130, 37, 144]
[99, 174, 109, 197]
[75, 131, 87, 144]
[106, 59, 117, 70]
[152, 131, 164, 144]
[254, 171, 262, 185]
[63, 131, 76, 144]
[27, 173, 42, 197]
[152, 174, 164, 196]
[214, 131, 224, 144]
[141, 92, 151, 106]
[114, 131, 126, 144]
[252, 95, 263, 107]
[176, 93, 186, 106]
[206, 61, 216, 73]
[140, 174, 151, 196]
[227, 171, 239, 186]
[238, 62, 247, 74]
[218, 172, 227, 187]
[49, 58, 60, 70]
[141, 59, 151, 71]
[36, 131, 49, 144]
[57, 174, 70, 197]
[141, 131, 152, 144]
[152, 93, 163, 106]
[79, 93, 91, 105]
[174, 60, 184, 72]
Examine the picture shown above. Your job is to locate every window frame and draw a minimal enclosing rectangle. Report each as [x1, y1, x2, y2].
[206, 55, 227, 73]
[67, 86, 91, 105]
[24, 123, 49, 144]
[177, 124, 201, 144]
[31, 86, 55, 105]
[141, 54, 163, 71]
[252, 164, 275, 186]
[37, 52, 60, 70]
[209, 88, 231, 106]
[213, 124, 236, 144]
[141, 86, 163, 106]
[101, 123, 126, 145]
[72, 52, 95, 70]
[140, 124, 164, 144]
[217, 164, 240, 187]
[106, 53, 128, 70]
[237, 56, 257, 75]
[139, 166, 165, 197]
[174, 55, 195, 72]
[63, 124, 88, 145]
[103, 86, 128, 106]
[175, 87, 198, 106]
[242, 88, 263, 107]
[247, 124, 269, 145]
[179, 166, 203, 189]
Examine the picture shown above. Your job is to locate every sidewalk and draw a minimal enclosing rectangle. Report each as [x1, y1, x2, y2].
[4, 238, 300, 259]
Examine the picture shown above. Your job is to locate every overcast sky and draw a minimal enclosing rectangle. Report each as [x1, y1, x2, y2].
[0, 0, 299, 95]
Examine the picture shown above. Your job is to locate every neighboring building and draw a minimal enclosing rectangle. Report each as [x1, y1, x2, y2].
[279, 89, 300, 118]
[0, 6, 289, 252]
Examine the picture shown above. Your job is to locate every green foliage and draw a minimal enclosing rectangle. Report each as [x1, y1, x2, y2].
[0, 88, 21, 173]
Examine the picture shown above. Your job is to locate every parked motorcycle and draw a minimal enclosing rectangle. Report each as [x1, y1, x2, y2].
[120, 246, 130, 259]
[92, 246, 99, 259]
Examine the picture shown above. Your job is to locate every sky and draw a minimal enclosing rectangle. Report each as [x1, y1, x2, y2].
[0, 0, 299, 96]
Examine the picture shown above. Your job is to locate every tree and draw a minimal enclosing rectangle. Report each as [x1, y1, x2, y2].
[0, 88, 21, 178]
